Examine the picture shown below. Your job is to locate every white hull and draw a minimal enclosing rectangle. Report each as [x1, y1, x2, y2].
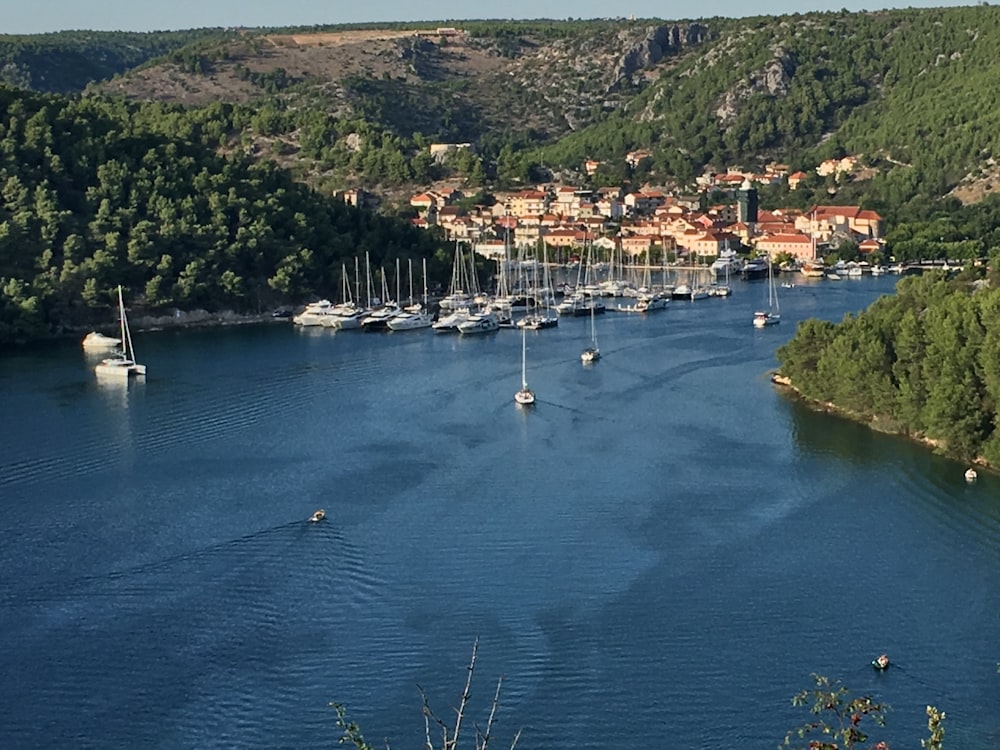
[82, 332, 120, 350]
[94, 286, 145, 379]
[387, 312, 433, 331]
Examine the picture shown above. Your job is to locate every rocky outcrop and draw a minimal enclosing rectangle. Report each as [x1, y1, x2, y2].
[715, 47, 795, 125]
[609, 24, 709, 90]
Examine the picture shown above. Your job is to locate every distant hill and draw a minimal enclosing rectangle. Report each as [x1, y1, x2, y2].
[0, 30, 231, 94]
[8, 9, 1000, 212]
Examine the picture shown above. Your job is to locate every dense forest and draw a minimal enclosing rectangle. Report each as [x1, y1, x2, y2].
[776, 268, 1000, 465]
[0, 86, 447, 344]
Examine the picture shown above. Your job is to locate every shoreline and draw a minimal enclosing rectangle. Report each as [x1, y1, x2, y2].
[769, 371, 989, 473]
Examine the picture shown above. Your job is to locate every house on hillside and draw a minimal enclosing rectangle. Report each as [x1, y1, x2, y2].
[787, 171, 808, 190]
[797, 205, 884, 240]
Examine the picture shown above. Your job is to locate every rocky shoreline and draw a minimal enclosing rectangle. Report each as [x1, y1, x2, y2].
[769, 371, 989, 473]
[127, 309, 287, 333]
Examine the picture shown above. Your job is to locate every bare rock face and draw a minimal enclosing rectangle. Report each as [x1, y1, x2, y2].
[715, 48, 795, 124]
[344, 133, 364, 152]
[610, 24, 709, 90]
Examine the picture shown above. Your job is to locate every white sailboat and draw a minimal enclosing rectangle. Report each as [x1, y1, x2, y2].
[95, 286, 146, 378]
[581, 299, 601, 363]
[514, 324, 535, 405]
[753, 258, 781, 328]
[388, 259, 433, 331]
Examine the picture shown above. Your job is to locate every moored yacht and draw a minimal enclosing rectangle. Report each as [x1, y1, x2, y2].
[82, 331, 121, 350]
[457, 308, 500, 335]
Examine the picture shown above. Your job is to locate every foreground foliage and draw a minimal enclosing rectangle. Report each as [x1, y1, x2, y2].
[783, 674, 946, 749]
[776, 269, 1000, 463]
[335, 640, 521, 750]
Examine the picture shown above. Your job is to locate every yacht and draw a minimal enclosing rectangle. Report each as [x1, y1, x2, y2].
[82, 331, 120, 350]
[710, 251, 743, 278]
[457, 309, 500, 335]
[387, 304, 433, 331]
[293, 299, 337, 326]
[635, 292, 669, 312]
[432, 307, 472, 334]
[742, 257, 770, 280]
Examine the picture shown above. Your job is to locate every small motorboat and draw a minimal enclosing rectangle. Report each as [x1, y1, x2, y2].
[309, 509, 326, 523]
[82, 331, 121, 350]
[965, 467, 978, 483]
[872, 653, 890, 670]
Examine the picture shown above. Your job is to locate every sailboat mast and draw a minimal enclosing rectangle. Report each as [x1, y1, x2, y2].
[354, 256, 361, 304]
[521, 325, 528, 389]
[422, 258, 428, 306]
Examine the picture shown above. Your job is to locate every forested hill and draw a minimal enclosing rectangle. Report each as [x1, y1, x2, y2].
[9, 6, 1000, 214]
[776, 269, 1000, 465]
[0, 86, 444, 345]
[0, 30, 228, 94]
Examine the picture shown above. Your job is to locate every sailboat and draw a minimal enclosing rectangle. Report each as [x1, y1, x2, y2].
[753, 257, 781, 328]
[581, 300, 601, 363]
[94, 285, 146, 378]
[514, 324, 535, 405]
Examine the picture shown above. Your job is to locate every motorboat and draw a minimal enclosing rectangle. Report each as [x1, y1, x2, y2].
[432, 307, 471, 333]
[872, 653, 890, 670]
[293, 299, 336, 326]
[710, 251, 743, 278]
[635, 292, 669, 312]
[82, 331, 120, 350]
[517, 312, 558, 330]
[965, 467, 978, 482]
[386, 306, 433, 331]
[310, 509, 326, 523]
[742, 257, 770, 280]
[457, 309, 500, 335]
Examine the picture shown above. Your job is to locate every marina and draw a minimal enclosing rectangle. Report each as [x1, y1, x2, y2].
[1, 273, 998, 749]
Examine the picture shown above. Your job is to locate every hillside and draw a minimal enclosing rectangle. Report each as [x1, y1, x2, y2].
[4, 10, 1000, 229]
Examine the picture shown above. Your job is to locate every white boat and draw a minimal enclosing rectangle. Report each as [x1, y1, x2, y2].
[387, 305, 433, 331]
[710, 251, 743, 278]
[432, 307, 471, 333]
[753, 260, 781, 328]
[800, 261, 826, 278]
[457, 309, 500, 335]
[965, 467, 978, 483]
[94, 286, 146, 378]
[635, 292, 669, 312]
[581, 300, 601, 363]
[82, 331, 120, 350]
[514, 325, 535, 406]
[293, 299, 336, 326]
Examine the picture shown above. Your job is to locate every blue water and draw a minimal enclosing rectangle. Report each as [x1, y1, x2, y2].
[1, 274, 998, 749]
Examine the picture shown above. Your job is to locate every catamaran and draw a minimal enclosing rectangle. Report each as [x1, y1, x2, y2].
[94, 286, 146, 378]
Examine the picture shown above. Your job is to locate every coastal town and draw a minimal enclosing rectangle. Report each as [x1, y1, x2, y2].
[343, 154, 886, 266]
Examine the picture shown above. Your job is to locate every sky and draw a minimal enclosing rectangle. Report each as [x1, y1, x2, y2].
[2, 0, 980, 34]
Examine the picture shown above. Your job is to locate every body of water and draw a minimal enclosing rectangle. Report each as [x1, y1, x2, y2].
[1, 274, 998, 749]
